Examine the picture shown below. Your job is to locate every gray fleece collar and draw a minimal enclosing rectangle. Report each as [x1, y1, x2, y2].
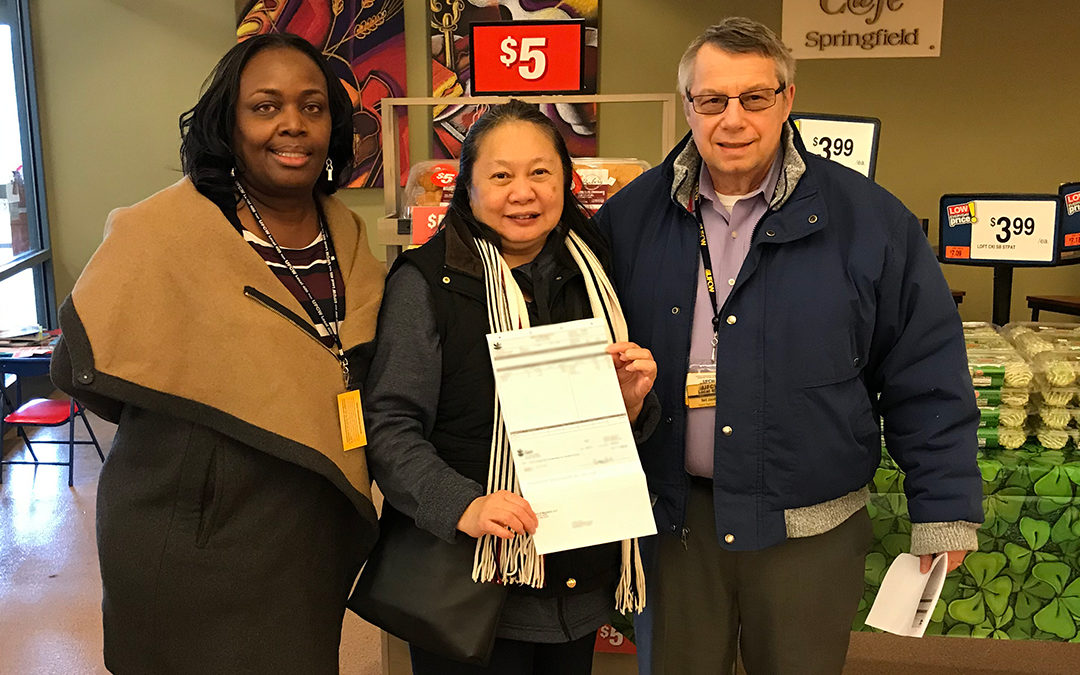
[670, 121, 806, 212]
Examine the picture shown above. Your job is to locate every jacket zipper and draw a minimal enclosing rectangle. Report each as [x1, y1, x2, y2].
[678, 205, 699, 545]
[243, 287, 340, 360]
[673, 205, 773, 549]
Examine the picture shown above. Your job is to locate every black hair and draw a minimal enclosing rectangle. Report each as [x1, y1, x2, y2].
[179, 33, 355, 209]
[448, 99, 609, 267]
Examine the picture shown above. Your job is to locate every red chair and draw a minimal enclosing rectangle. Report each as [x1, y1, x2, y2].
[1, 397, 104, 487]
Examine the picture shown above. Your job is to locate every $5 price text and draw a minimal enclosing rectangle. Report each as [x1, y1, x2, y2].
[500, 36, 547, 80]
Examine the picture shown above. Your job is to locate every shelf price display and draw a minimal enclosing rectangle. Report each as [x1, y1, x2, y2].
[411, 206, 447, 246]
[790, 113, 880, 179]
[471, 20, 585, 95]
[939, 195, 1060, 266]
[1059, 182, 1080, 259]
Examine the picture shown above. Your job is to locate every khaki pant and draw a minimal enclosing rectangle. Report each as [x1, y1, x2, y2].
[650, 479, 872, 674]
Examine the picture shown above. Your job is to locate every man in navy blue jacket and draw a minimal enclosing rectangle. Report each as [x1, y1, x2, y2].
[594, 17, 983, 674]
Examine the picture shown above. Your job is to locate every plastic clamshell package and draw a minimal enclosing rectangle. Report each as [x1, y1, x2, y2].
[978, 407, 1001, 428]
[402, 160, 460, 215]
[999, 387, 1032, 407]
[962, 321, 1000, 335]
[998, 405, 1029, 428]
[1030, 350, 1080, 387]
[977, 426, 1029, 450]
[1034, 426, 1078, 451]
[973, 388, 1002, 406]
[1036, 404, 1078, 430]
[966, 349, 1034, 388]
[1002, 322, 1080, 360]
[1035, 385, 1079, 407]
[571, 157, 651, 212]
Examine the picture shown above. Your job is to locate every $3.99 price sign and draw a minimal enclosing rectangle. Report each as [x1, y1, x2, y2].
[471, 20, 585, 95]
[940, 196, 1059, 265]
[790, 113, 880, 179]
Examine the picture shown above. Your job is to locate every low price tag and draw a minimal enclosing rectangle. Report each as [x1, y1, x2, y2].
[1059, 182, 1080, 255]
[791, 113, 880, 179]
[471, 20, 584, 94]
[940, 195, 1059, 265]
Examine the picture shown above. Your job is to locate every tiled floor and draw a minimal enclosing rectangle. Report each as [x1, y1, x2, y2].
[0, 395, 382, 675]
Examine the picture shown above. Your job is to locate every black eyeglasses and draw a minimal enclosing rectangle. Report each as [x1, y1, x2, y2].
[686, 85, 786, 115]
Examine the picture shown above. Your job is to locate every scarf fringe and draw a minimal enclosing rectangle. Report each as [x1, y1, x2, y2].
[472, 232, 646, 612]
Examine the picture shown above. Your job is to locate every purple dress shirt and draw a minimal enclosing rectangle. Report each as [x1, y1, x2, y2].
[684, 152, 783, 478]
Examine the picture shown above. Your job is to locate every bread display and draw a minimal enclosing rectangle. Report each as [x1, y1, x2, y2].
[571, 158, 650, 213]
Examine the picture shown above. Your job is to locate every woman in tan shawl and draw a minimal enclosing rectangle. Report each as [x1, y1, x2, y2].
[51, 34, 383, 673]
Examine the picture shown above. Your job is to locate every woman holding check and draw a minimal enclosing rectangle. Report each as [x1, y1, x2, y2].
[363, 100, 658, 675]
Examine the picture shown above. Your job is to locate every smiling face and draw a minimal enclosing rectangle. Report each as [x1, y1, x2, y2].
[684, 44, 794, 195]
[232, 46, 331, 201]
[468, 120, 565, 266]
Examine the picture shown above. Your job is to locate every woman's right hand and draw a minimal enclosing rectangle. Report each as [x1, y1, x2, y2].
[457, 490, 539, 539]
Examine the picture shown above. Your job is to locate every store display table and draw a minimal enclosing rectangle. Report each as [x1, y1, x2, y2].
[1026, 295, 1080, 321]
[858, 446, 1080, 640]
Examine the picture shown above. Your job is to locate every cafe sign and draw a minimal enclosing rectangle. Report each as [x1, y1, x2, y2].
[782, 0, 944, 59]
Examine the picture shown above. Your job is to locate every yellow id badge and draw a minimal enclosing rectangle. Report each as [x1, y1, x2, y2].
[685, 371, 717, 409]
[336, 389, 367, 451]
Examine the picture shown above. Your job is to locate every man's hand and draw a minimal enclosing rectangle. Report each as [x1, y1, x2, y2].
[456, 490, 538, 540]
[920, 550, 967, 574]
[607, 341, 657, 424]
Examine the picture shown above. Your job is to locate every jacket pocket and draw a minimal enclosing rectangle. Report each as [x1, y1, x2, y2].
[176, 426, 224, 549]
[785, 372, 879, 506]
[789, 325, 864, 387]
[195, 441, 223, 548]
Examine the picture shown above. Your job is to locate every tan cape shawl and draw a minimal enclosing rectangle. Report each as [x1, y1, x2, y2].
[63, 177, 384, 518]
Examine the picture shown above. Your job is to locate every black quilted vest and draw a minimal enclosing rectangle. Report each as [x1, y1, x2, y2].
[395, 213, 619, 598]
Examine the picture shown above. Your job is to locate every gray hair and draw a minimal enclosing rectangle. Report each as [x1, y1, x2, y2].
[677, 17, 796, 96]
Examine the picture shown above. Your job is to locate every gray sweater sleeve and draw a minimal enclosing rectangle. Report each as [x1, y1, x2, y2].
[364, 264, 484, 543]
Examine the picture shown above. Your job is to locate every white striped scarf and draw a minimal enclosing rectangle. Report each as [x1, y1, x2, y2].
[471, 229, 646, 614]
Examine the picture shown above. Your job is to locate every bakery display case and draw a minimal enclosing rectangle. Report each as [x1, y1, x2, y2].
[374, 94, 678, 263]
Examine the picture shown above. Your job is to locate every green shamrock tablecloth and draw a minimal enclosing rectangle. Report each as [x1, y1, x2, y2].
[608, 444, 1080, 646]
[859, 445, 1080, 640]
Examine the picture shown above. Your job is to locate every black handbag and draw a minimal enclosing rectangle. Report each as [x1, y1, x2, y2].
[347, 504, 508, 665]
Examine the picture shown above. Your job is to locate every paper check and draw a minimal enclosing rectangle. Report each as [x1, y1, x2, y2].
[487, 318, 656, 555]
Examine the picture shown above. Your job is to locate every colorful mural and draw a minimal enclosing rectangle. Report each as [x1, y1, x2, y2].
[237, 0, 409, 188]
[428, 0, 600, 159]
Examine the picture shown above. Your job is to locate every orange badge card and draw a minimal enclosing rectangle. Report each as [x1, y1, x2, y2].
[337, 390, 367, 451]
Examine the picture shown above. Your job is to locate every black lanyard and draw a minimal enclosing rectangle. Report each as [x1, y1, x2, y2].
[694, 197, 721, 362]
[235, 180, 349, 385]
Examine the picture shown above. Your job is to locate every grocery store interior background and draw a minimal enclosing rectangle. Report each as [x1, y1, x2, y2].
[2, 1, 1079, 673]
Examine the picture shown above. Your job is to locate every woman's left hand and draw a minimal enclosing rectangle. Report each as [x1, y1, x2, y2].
[607, 341, 656, 424]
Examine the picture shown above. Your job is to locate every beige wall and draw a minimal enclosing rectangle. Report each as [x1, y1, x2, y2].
[32, 0, 1080, 322]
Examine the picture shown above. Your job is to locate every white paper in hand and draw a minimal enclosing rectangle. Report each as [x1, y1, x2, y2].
[486, 318, 656, 555]
[865, 553, 948, 637]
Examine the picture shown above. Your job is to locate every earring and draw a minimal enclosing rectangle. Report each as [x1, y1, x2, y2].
[325, 158, 334, 182]
[230, 167, 236, 178]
